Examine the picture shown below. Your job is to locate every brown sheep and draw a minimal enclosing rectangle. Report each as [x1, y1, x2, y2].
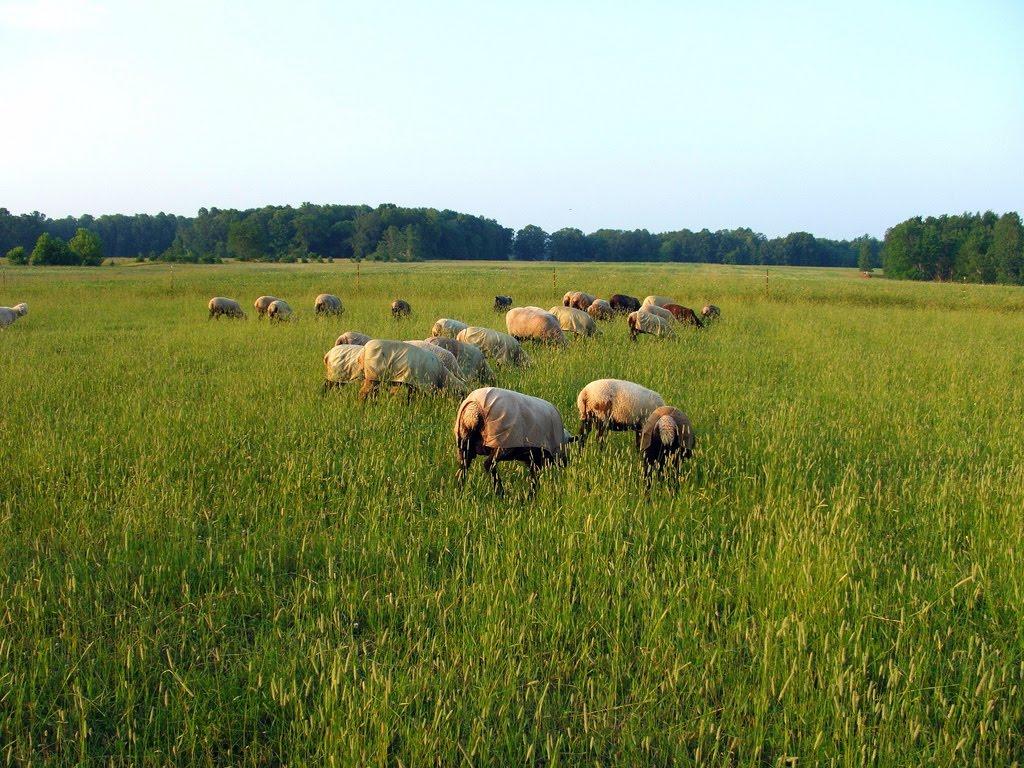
[391, 299, 412, 318]
[639, 406, 695, 489]
[663, 304, 704, 328]
[609, 294, 641, 313]
[455, 387, 575, 496]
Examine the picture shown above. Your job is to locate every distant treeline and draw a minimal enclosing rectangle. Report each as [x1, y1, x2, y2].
[1, 203, 886, 270]
[882, 212, 1024, 284]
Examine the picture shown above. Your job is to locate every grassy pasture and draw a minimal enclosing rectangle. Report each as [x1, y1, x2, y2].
[1, 260, 1023, 766]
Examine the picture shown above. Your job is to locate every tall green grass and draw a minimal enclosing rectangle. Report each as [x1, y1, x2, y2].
[1, 261, 1022, 765]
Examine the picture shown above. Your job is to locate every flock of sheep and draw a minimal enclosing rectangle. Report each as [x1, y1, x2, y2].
[207, 289, 718, 496]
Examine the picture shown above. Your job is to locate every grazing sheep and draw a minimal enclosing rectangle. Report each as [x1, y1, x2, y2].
[641, 295, 675, 310]
[335, 331, 371, 347]
[457, 326, 531, 367]
[267, 299, 293, 322]
[358, 339, 466, 401]
[663, 304, 704, 328]
[639, 406, 695, 488]
[609, 294, 641, 313]
[576, 378, 666, 446]
[455, 387, 575, 496]
[314, 293, 343, 316]
[0, 302, 28, 329]
[562, 291, 596, 310]
[640, 304, 673, 322]
[426, 336, 496, 384]
[391, 299, 412, 318]
[494, 295, 512, 312]
[505, 307, 567, 346]
[323, 344, 366, 391]
[702, 304, 721, 321]
[431, 318, 468, 339]
[208, 297, 246, 319]
[548, 305, 599, 337]
[405, 340, 466, 383]
[254, 295, 278, 318]
[587, 299, 615, 321]
[628, 310, 675, 341]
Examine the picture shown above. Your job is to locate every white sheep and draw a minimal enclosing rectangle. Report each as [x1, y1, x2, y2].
[0, 302, 28, 329]
[425, 336, 496, 384]
[254, 295, 278, 318]
[431, 318, 469, 339]
[641, 295, 676, 310]
[628, 309, 675, 340]
[548, 305, 598, 337]
[505, 306, 567, 346]
[458, 326, 531, 367]
[455, 386, 575, 496]
[404, 339, 466, 383]
[208, 297, 246, 319]
[335, 331, 371, 346]
[322, 344, 366, 391]
[314, 294, 343, 316]
[267, 299, 293, 322]
[576, 378, 665, 445]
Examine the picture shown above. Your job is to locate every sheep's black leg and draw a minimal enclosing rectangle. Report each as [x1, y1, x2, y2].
[484, 454, 503, 497]
[634, 426, 642, 450]
[456, 443, 473, 486]
[578, 416, 592, 445]
[526, 458, 540, 499]
[643, 458, 653, 492]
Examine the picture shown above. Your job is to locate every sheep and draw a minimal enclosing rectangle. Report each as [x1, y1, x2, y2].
[335, 331, 371, 347]
[663, 304, 704, 328]
[405, 339, 466, 383]
[358, 339, 466, 401]
[0, 302, 28, 329]
[455, 386, 575, 496]
[322, 344, 366, 392]
[639, 406, 695, 489]
[702, 304, 721, 321]
[431, 318, 468, 339]
[609, 294, 641, 313]
[587, 299, 615, 321]
[457, 326, 531, 367]
[640, 303, 673, 322]
[391, 299, 412, 318]
[254, 295, 278, 318]
[628, 310, 675, 341]
[208, 297, 246, 319]
[505, 307, 567, 346]
[641, 295, 676, 310]
[267, 299, 293, 322]
[548, 305, 599, 337]
[314, 294, 343, 316]
[562, 291, 596, 310]
[576, 379, 666, 446]
[494, 295, 512, 312]
[426, 336, 496, 384]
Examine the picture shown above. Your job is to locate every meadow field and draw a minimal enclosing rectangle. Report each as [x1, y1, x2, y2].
[1, 260, 1023, 766]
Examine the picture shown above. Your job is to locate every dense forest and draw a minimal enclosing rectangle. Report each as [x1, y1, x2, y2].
[3, 203, 1021, 283]
[882, 212, 1023, 284]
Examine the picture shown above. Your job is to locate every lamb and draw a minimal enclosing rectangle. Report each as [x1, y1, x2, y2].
[431, 318, 468, 338]
[267, 299, 293, 321]
[641, 295, 676, 310]
[314, 294, 343, 316]
[493, 295, 512, 312]
[426, 336, 496, 384]
[254, 295, 278, 318]
[663, 304, 704, 328]
[576, 378, 666, 446]
[455, 387, 575, 496]
[639, 406, 695, 488]
[335, 331, 371, 347]
[358, 339, 466, 401]
[208, 297, 246, 319]
[505, 307, 567, 346]
[322, 344, 366, 391]
[548, 305, 599, 337]
[391, 299, 412, 318]
[457, 326, 530, 367]
[0, 302, 28, 329]
[404, 339, 466, 383]
[609, 294, 641, 313]
[628, 310, 675, 340]
[562, 291, 595, 310]
[587, 299, 615, 321]
[702, 304, 721, 321]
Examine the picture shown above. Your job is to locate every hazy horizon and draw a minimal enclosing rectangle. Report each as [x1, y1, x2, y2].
[2, 0, 1021, 240]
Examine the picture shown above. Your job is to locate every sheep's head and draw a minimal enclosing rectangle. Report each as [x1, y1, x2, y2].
[13, 303, 27, 317]
[656, 415, 677, 448]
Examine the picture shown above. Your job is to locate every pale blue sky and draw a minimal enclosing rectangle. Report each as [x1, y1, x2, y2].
[1, 0, 1021, 238]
